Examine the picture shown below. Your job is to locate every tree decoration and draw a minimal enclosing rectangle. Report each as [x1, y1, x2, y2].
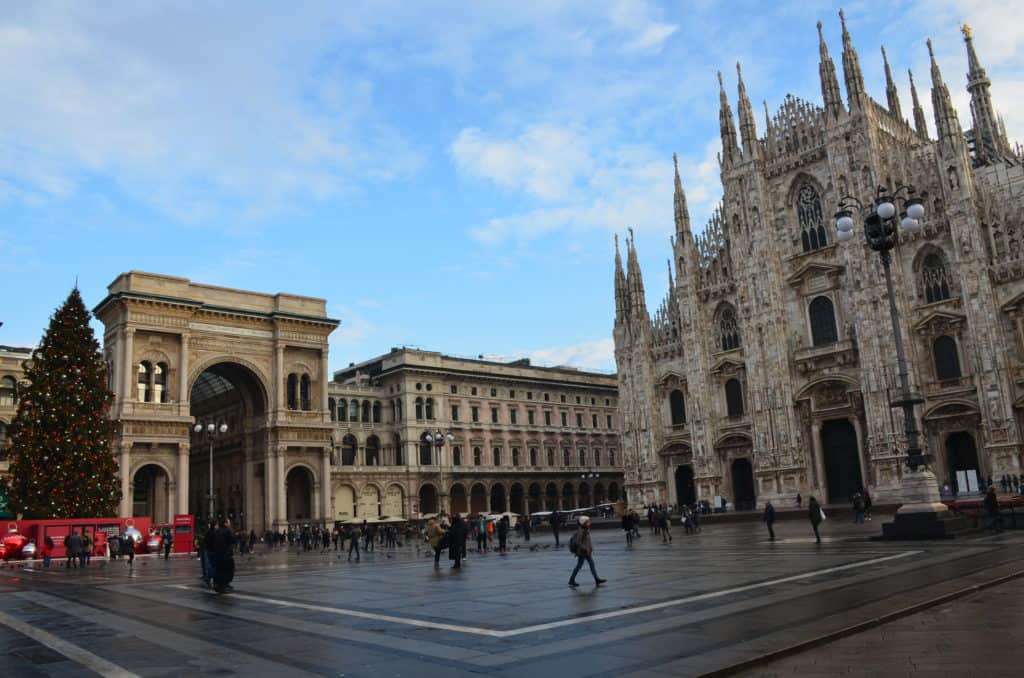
[7, 288, 121, 517]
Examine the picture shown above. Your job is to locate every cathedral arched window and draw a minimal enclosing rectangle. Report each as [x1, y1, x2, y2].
[725, 379, 744, 417]
[669, 389, 686, 426]
[809, 296, 838, 346]
[299, 374, 312, 411]
[933, 335, 962, 381]
[922, 253, 952, 303]
[797, 184, 828, 252]
[718, 305, 740, 351]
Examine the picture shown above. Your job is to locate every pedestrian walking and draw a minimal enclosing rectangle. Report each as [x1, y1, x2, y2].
[852, 491, 865, 524]
[568, 517, 605, 588]
[210, 519, 236, 593]
[522, 516, 531, 542]
[79, 530, 92, 567]
[808, 496, 824, 543]
[983, 485, 1001, 532]
[763, 501, 776, 541]
[796, 493, 802, 508]
[621, 513, 634, 547]
[550, 510, 561, 547]
[65, 529, 82, 569]
[448, 515, 466, 569]
[348, 525, 362, 561]
[497, 515, 509, 553]
[427, 518, 445, 567]
[163, 529, 173, 560]
[659, 509, 672, 543]
[863, 488, 873, 521]
[42, 535, 54, 568]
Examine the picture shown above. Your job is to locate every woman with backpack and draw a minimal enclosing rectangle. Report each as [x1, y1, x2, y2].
[568, 517, 606, 588]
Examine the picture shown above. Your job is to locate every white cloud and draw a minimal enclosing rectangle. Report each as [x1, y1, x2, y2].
[608, 0, 679, 54]
[523, 337, 616, 372]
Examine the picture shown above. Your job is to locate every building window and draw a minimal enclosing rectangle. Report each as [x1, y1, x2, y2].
[605, 399, 610, 406]
[451, 405, 459, 421]
[575, 413, 583, 427]
[450, 385, 458, 394]
[471, 406, 479, 422]
[546, 448, 555, 466]
[922, 253, 952, 303]
[419, 440, 432, 465]
[592, 413, 598, 428]
[349, 399, 359, 422]
[725, 379, 744, 417]
[606, 414, 612, 429]
[510, 390, 515, 398]
[338, 400, 347, 421]
[512, 448, 520, 466]
[415, 398, 423, 420]
[719, 305, 740, 351]
[137, 362, 152, 402]
[934, 335, 962, 381]
[365, 437, 380, 466]
[562, 448, 570, 467]
[561, 412, 568, 427]
[594, 449, 601, 466]
[669, 389, 686, 426]
[797, 183, 827, 252]
[425, 398, 434, 420]
[560, 395, 566, 403]
[575, 396, 581, 404]
[328, 398, 336, 421]
[527, 391, 533, 400]
[452, 445, 462, 466]
[578, 449, 586, 466]
[491, 408, 499, 423]
[509, 408, 517, 424]
[394, 436, 405, 465]
[471, 387, 478, 396]
[545, 411, 552, 426]
[544, 393, 550, 402]
[493, 447, 502, 466]
[154, 362, 168, 403]
[609, 450, 616, 466]
[372, 401, 382, 423]
[361, 400, 371, 423]
[473, 447, 482, 465]
[490, 388, 497, 397]
[809, 296, 838, 346]
[300, 374, 312, 411]
[530, 447, 538, 466]
[341, 436, 357, 465]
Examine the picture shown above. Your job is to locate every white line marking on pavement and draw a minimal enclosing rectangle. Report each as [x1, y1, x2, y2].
[0, 609, 141, 678]
[170, 550, 921, 638]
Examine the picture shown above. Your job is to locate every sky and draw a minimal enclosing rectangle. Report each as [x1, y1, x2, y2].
[1, 1, 1021, 373]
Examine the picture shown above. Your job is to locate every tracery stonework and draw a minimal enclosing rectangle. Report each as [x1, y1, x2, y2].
[614, 19, 1024, 508]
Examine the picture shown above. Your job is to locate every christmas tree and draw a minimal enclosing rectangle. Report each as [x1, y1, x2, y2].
[7, 288, 121, 518]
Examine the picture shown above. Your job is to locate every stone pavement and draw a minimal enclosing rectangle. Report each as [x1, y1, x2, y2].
[0, 516, 1021, 677]
[740, 575, 1024, 678]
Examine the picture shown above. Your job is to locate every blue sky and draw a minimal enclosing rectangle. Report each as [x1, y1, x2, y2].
[1, 1, 1020, 372]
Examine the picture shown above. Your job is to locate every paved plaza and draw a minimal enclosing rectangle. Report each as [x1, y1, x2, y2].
[1, 517, 1022, 677]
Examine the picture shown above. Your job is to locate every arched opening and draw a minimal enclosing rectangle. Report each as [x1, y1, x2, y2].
[820, 419, 863, 503]
[132, 464, 171, 523]
[383, 484, 405, 518]
[349, 399, 358, 422]
[418, 484, 438, 516]
[809, 296, 838, 346]
[490, 484, 507, 513]
[361, 400, 371, 423]
[338, 399, 347, 421]
[328, 397, 336, 422]
[730, 458, 756, 510]
[593, 482, 606, 505]
[545, 483, 559, 510]
[946, 431, 980, 495]
[154, 362, 169, 403]
[137, 361, 152, 402]
[419, 438, 433, 465]
[286, 466, 314, 523]
[286, 374, 298, 409]
[669, 389, 686, 426]
[578, 482, 591, 508]
[528, 483, 542, 513]
[470, 483, 488, 514]
[189, 362, 267, 529]
[333, 484, 356, 521]
[359, 485, 382, 518]
[365, 435, 381, 466]
[510, 483, 525, 514]
[393, 433, 404, 465]
[675, 465, 696, 507]
[300, 374, 312, 411]
[608, 482, 620, 502]
[450, 483, 468, 515]
[562, 483, 576, 510]
[341, 434, 357, 465]
[372, 401, 382, 423]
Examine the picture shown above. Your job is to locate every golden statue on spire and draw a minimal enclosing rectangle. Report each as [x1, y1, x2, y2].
[961, 24, 972, 40]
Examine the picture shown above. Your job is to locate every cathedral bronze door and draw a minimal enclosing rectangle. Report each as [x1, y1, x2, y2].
[945, 431, 980, 495]
[675, 465, 696, 507]
[820, 419, 862, 503]
[730, 458, 756, 510]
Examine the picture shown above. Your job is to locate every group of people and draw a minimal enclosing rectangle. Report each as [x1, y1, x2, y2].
[196, 519, 238, 593]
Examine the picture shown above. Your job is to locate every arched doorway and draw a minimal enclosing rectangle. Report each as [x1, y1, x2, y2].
[470, 483, 487, 514]
[545, 483, 559, 510]
[333, 484, 356, 521]
[731, 459, 756, 510]
[490, 484, 507, 513]
[946, 431, 981, 495]
[383, 484, 404, 517]
[286, 467, 313, 523]
[562, 483, 576, 510]
[608, 482, 620, 502]
[450, 484, 468, 514]
[820, 419, 863, 503]
[360, 485, 382, 518]
[419, 485, 438, 515]
[509, 483, 525, 514]
[578, 482, 591, 508]
[593, 482, 606, 505]
[528, 483, 542, 513]
[133, 464, 171, 523]
[675, 465, 696, 507]
[189, 362, 267, 529]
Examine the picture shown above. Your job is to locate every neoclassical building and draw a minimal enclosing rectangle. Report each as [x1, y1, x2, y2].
[326, 348, 622, 522]
[0, 345, 33, 485]
[614, 17, 1024, 509]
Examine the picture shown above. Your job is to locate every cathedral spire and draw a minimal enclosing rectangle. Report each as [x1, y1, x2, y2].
[881, 46, 903, 120]
[763, 100, 771, 135]
[839, 9, 866, 109]
[817, 20, 844, 119]
[736, 62, 759, 158]
[614, 234, 629, 323]
[673, 153, 691, 239]
[962, 24, 1010, 163]
[666, 258, 674, 291]
[928, 38, 962, 142]
[909, 69, 929, 139]
[625, 229, 647, 318]
[718, 71, 739, 165]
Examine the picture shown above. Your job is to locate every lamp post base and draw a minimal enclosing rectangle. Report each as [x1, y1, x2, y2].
[879, 466, 968, 540]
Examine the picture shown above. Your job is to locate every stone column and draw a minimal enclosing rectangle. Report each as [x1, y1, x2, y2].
[811, 421, 826, 500]
[177, 442, 190, 516]
[276, 446, 287, 526]
[119, 442, 132, 517]
[121, 328, 135, 402]
[321, 447, 332, 521]
[178, 332, 190, 413]
[244, 452, 256, 531]
[275, 345, 285, 411]
[313, 480, 322, 522]
[852, 416, 870, 488]
[320, 348, 329, 418]
[165, 481, 176, 524]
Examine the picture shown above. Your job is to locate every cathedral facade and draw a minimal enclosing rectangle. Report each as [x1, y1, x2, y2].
[614, 15, 1024, 509]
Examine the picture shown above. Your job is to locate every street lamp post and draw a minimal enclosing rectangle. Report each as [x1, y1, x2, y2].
[834, 186, 962, 538]
[422, 429, 454, 516]
[193, 421, 229, 522]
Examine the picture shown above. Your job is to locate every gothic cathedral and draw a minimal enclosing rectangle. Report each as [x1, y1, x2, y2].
[614, 14, 1024, 509]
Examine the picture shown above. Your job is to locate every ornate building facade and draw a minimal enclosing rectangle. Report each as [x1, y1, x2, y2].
[327, 348, 621, 522]
[0, 345, 33, 483]
[614, 16, 1024, 509]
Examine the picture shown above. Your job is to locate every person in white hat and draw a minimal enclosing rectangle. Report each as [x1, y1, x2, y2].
[568, 516, 606, 587]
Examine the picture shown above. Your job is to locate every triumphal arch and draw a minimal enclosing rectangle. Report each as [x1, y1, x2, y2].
[94, 271, 338, 531]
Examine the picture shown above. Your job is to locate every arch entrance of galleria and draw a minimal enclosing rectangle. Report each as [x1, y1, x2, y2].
[94, 271, 338, 532]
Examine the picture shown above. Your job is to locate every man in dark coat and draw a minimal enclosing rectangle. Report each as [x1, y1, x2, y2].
[497, 516, 509, 553]
[550, 510, 561, 547]
[808, 496, 823, 544]
[763, 501, 776, 541]
[65, 529, 82, 569]
[210, 519, 236, 592]
[448, 515, 467, 569]
[983, 486, 1001, 532]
